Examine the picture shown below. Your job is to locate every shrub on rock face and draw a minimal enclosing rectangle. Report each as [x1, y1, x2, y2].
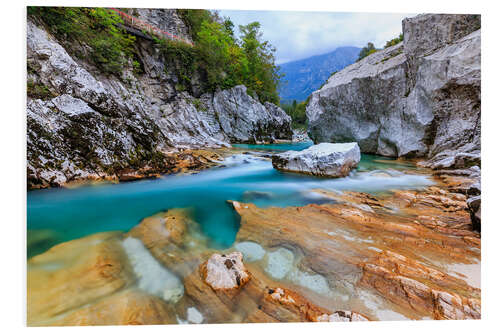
[28, 7, 137, 75]
[272, 142, 361, 177]
[384, 33, 404, 48]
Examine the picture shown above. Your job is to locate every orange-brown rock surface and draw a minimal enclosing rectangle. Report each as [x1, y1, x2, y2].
[27, 169, 481, 325]
[230, 180, 480, 320]
[182, 253, 370, 323]
[126, 208, 213, 276]
[266, 287, 369, 322]
[29, 207, 368, 326]
[27, 232, 178, 326]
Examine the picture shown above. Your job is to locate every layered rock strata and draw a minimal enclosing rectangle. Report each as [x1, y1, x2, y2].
[28, 208, 373, 325]
[230, 172, 481, 320]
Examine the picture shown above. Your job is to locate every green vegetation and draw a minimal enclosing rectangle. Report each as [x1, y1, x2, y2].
[160, 10, 281, 104]
[379, 48, 403, 64]
[190, 98, 207, 112]
[27, 7, 281, 104]
[28, 7, 137, 75]
[357, 42, 378, 61]
[281, 99, 307, 129]
[27, 79, 56, 100]
[384, 33, 404, 48]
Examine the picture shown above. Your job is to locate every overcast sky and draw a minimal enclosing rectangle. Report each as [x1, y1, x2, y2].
[218, 10, 416, 64]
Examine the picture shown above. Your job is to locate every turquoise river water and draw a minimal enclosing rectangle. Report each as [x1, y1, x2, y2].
[27, 143, 432, 258]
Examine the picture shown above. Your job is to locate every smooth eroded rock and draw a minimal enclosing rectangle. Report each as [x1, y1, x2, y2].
[231, 177, 481, 320]
[306, 14, 480, 169]
[272, 142, 360, 177]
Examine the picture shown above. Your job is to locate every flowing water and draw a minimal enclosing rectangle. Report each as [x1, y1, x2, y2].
[27, 143, 433, 258]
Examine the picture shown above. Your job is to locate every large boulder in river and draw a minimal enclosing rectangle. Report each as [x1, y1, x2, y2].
[306, 14, 480, 169]
[272, 142, 360, 177]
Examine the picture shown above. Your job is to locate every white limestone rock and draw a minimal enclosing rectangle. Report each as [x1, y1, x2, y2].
[272, 142, 361, 177]
[203, 252, 250, 290]
[306, 14, 480, 169]
[316, 311, 369, 322]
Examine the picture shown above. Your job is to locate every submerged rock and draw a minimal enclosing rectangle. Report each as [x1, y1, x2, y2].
[186, 307, 204, 324]
[234, 241, 266, 262]
[265, 247, 295, 279]
[121, 237, 184, 303]
[27, 232, 178, 326]
[306, 14, 480, 169]
[241, 190, 274, 201]
[272, 142, 361, 177]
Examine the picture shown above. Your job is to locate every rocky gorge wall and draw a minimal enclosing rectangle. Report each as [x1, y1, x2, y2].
[27, 11, 292, 189]
[306, 14, 480, 169]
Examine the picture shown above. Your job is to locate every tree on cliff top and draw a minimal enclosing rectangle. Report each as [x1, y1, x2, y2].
[189, 13, 280, 104]
[239, 22, 281, 104]
[174, 9, 280, 104]
[357, 42, 377, 61]
[29, 7, 281, 104]
[28, 7, 137, 75]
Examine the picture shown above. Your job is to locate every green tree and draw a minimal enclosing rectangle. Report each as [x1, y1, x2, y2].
[281, 100, 307, 129]
[357, 42, 377, 61]
[196, 20, 235, 89]
[239, 22, 281, 104]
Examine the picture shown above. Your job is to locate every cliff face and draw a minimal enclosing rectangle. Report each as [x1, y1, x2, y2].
[27, 11, 292, 189]
[306, 14, 480, 169]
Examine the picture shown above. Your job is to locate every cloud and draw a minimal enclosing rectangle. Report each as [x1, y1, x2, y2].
[218, 10, 416, 64]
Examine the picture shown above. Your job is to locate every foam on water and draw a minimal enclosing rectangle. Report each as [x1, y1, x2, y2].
[27, 144, 433, 256]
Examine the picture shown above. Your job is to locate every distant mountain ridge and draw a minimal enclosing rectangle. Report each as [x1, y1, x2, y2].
[278, 46, 361, 103]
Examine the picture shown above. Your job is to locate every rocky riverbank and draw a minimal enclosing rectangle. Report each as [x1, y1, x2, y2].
[27, 11, 292, 190]
[26, 9, 481, 327]
[27, 161, 480, 325]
